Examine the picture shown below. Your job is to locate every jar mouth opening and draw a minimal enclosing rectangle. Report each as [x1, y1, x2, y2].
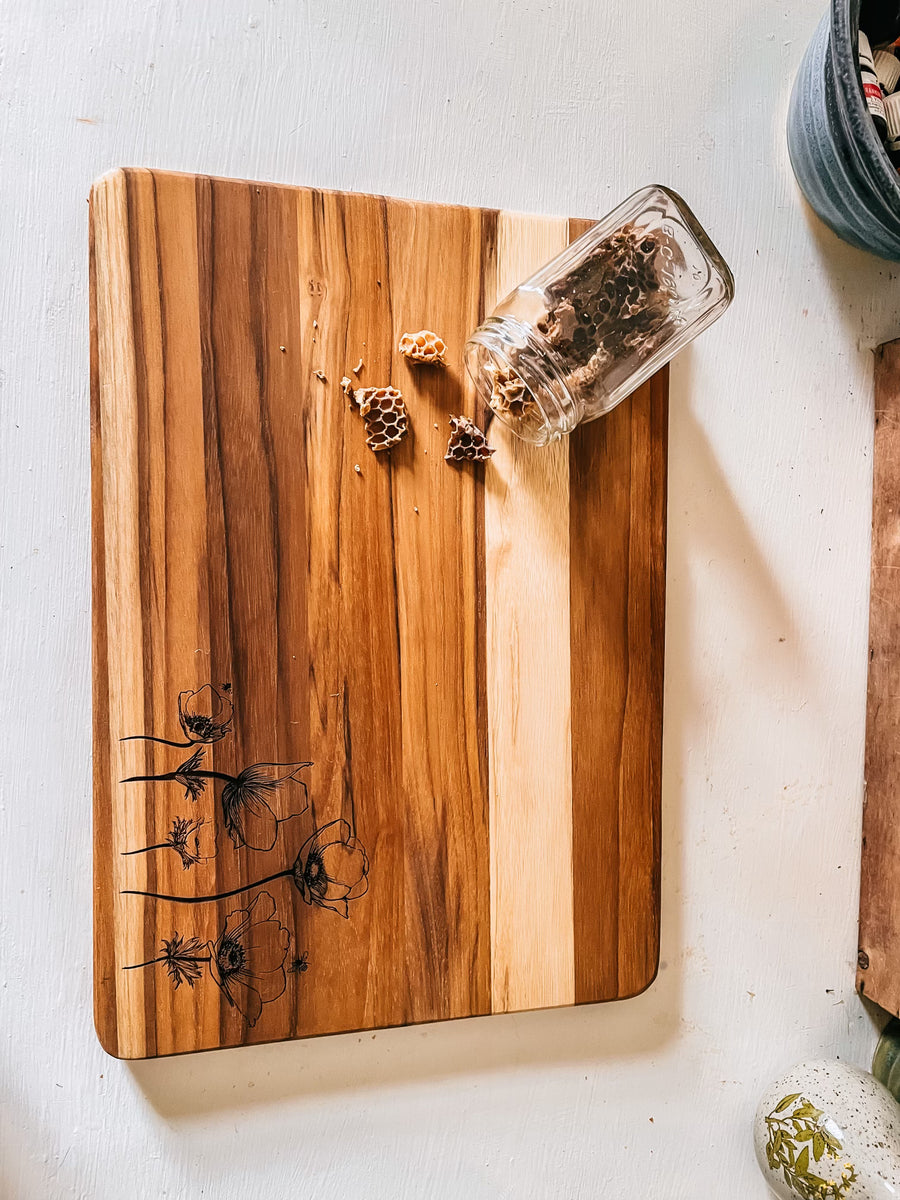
[464, 318, 580, 446]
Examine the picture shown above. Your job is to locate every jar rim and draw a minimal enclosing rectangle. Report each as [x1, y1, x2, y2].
[464, 316, 582, 446]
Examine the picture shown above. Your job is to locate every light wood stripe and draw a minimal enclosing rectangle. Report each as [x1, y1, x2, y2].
[143, 170, 218, 1055]
[485, 212, 575, 1013]
[93, 170, 149, 1055]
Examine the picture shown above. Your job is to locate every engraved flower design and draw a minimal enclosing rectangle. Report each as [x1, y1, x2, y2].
[292, 819, 370, 918]
[124, 892, 298, 1028]
[207, 892, 291, 1026]
[221, 762, 312, 851]
[122, 814, 217, 870]
[159, 933, 206, 989]
[173, 747, 208, 801]
[123, 820, 370, 920]
[166, 815, 217, 869]
[120, 683, 234, 749]
[122, 754, 312, 851]
[178, 685, 233, 745]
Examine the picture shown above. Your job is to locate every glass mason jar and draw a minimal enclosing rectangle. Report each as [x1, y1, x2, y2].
[464, 185, 734, 445]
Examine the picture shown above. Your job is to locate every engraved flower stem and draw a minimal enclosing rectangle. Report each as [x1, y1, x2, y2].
[121, 843, 171, 856]
[123, 954, 211, 970]
[122, 768, 236, 785]
[119, 734, 194, 748]
[122, 870, 293, 904]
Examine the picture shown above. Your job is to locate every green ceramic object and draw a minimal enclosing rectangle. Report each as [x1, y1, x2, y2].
[872, 1018, 900, 1102]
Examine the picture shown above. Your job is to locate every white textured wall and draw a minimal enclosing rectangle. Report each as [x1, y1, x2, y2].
[2, 1, 898, 1195]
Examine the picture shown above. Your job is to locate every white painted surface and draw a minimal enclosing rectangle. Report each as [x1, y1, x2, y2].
[2, 0, 898, 1195]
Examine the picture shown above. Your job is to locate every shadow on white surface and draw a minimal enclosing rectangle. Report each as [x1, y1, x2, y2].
[797, 195, 900, 349]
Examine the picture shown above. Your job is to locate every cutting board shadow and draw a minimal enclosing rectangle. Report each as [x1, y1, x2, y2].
[92, 168, 668, 1059]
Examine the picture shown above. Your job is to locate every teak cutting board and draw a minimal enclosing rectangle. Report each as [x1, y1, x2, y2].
[91, 168, 668, 1058]
[860, 337, 900, 1013]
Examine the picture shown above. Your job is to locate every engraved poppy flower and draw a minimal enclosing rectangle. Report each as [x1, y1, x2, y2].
[292, 819, 369, 918]
[207, 891, 291, 1026]
[123, 820, 370, 921]
[124, 893, 301, 1027]
[121, 683, 234, 749]
[123, 755, 312, 852]
[221, 761, 312, 851]
[177, 685, 233, 745]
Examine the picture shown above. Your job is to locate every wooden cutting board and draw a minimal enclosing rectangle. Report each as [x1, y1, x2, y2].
[91, 168, 668, 1059]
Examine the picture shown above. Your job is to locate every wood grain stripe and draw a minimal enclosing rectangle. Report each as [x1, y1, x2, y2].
[570, 364, 667, 1002]
[485, 212, 575, 1013]
[386, 197, 492, 1022]
[92, 170, 149, 1055]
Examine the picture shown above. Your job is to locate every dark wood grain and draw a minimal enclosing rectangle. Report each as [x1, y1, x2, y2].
[569, 367, 667, 1003]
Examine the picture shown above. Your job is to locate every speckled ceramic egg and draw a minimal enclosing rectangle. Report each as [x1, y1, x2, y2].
[753, 1059, 900, 1199]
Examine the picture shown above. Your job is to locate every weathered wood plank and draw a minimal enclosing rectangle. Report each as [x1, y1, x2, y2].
[859, 337, 900, 1014]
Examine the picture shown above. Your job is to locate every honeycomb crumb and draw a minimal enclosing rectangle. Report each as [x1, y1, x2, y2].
[352, 357, 364, 376]
[398, 329, 447, 365]
[351, 385, 408, 452]
[340, 376, 355, 403]
[486, 362, 538, 420]
[314, 369, 327, 382]
[444, 415, 495, 463]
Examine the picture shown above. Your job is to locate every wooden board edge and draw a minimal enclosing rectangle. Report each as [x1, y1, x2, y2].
[90, 167, 597, 232]
[90, 171, 121, 1058]
[858, 336, 900, 1016]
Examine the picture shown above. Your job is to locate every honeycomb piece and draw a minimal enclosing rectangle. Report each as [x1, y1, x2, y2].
[351, 385, 408, 452]
[564, 345, 614, 395]
[444, 415, 495, 463]
[486, 362, 538, 420]
[398, 329, 447, 365]
[538, 298, 578, 344]
[539, 223, 673, 377]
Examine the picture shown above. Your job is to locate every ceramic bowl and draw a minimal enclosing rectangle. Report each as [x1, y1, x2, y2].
[787, 0, 900, 260]
[754, 1059, 900, 1198]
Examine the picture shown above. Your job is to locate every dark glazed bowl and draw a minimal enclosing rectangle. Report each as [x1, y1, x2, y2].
[788, 0, 900, 259]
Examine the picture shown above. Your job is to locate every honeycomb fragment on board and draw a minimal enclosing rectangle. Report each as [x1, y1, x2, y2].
[444, 415, 495, 463]
[346, 381, 409, 452]
[398, 329, 447, 365]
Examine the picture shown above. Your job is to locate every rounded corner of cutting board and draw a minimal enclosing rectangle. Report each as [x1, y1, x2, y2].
[621, 959, 662, 1003]
[93, 1007, 123, 1060]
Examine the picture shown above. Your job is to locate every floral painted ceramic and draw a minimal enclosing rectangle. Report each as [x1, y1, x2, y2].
[754, 1060, 900, 1199]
